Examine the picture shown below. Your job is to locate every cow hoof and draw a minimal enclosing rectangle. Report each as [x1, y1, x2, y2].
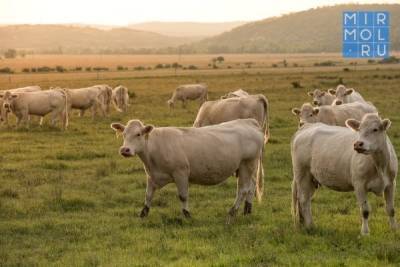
[182, 209, 191, 218]
[243, 201, 252, 215]
[139, 206, 150, 218]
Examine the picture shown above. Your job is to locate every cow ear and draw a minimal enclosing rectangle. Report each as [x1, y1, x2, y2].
[291, 108, 301, 116]
[381, 119, 391, 131]
[320, 92, 325, 96]
[142, 125, 154, 135]
[12, 94, 18, 98]
[313, 108, 319, 115]
[111, 123, 125, 133]
[345, 89, 354, 96]
[307, 91, 314, 97]
[0, 94, 3, 98]
[345, 119, 360, 131]
[328, 89, 336, 95]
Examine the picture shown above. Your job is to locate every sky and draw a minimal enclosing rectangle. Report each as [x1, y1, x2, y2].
[0, 0, 397, 25]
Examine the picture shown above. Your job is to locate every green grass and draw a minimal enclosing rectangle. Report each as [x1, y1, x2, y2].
[1, 66, 400, 266]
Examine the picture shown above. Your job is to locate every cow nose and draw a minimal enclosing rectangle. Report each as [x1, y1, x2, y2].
[354, 141, 364, 149]
[4, 104, 9, 108]
[335, 100, 342, 105]
[313, 101, 318, 105]
[119, 147, 132, 157]
[299, 121, 305, 127]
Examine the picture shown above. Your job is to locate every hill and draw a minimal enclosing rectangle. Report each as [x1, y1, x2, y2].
[128, 21, 247, 37]
[0, 25, 198, 54]
[184, 4, 400, 53]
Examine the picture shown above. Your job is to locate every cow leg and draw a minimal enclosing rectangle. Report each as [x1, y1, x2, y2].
[294, 170, 316, 229]
[50, 110, 58, 126]
[140, 177, 157, 218]
[182, 99, 186, 108]
[355, 186, 370, 235]
[79, 109, 85, 117]
[39, 116, 44, 126]
[229, 161, 254, 219]
[174, 175, 190, 218]
[384, 183, 397, 230]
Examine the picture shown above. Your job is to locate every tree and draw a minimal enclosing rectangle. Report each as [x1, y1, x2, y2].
[4, 49, 17, 59]
[216, 56, 225, 64]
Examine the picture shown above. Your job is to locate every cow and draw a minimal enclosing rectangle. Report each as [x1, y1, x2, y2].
[0, 86, 42, 125]
[95, 84, 113, 114]
[112, 85, 130, 112]
[292, 102, 377, 127]
[0, 89, 69, 129]
[307, 89, 335, 106]
[329, 85, 365, 105]
[65, 86, 107, 118]
[291, 113, 398, 235]
[167, 84, 208, 109]
[111, 118, 264, 219]
[194, 94, 270, 143]
[221, 89, 249, 99]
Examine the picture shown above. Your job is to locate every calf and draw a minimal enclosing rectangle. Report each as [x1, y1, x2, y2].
[292, 102, 377, 127]
[307, 89, 335, 106]
[167, 83, 208, 109]
[291, 114, 398, 234]
[111, 119, 264, 219]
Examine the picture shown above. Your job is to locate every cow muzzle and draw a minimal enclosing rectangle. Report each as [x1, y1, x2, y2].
[354, 141, 367, 154]
[119, 147, 134, 157]
[313, 100, 319, 106]
[334, 100, 343, 105]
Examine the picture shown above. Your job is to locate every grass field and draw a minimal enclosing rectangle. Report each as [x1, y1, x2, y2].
[0, 55, 400, 266]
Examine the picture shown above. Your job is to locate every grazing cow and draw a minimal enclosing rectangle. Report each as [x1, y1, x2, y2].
[194, 94, 270, 143]
[307, 89, 335, 106]
[0, 86, 42, 124]
[167, 84, 208, 109]
[112, 85, 130, 112]
[95, 84, 113, 114]
[66, 87, 107, 117]
[221, 89, 249, 99]
[329, 85, 365, 105]
[0, 89, 69, 129]
[292, 102, 377, 127]
[111, 118, 264, 219]
[291, 114, 398, 234]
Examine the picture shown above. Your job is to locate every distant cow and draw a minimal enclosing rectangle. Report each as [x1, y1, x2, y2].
[112, 85, 130, 112]
[95, 84, 113, 114]
[329, 85, 365, 105]
[292, 102, 377, 127]
[0, 86, 42, 124]
[291, 114, 398, 234]
[221, 89, 249, 99]
[167, 84, 208, 109]
[66, 86, 107, 117]
[0, 89, 68, 129]
[111, 119, 264, 219]
[194, 94, 270, 143]
[307, 89, 335, 106]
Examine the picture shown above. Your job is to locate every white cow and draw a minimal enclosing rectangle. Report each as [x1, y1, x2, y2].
[292, 102, 377, 127]
[66, 86, 107, 117]
[112, 85, 130, 112]
[291, 113, 398, 234]
[94, 84, 113, 114]
[307, 89, 335, 106]
[167, 84, 208, 109]
[221, 89, 249, 99]
[0, 89, 68, 129]
[329, 85, 365, 105]
[111, 119, 264, 219]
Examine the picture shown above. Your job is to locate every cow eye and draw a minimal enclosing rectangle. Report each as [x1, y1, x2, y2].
[136, 133, 141, 137]
[373, 128, 378, 132]
[309, 114, 313, 117]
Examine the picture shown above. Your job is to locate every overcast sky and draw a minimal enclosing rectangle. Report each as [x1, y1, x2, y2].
[0, 0, 397, 25]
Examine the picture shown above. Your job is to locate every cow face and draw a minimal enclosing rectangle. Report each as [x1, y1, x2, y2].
[167, 100, 174, 108]
[332, 85, 353, 105]
[308, 89, 327, 106]
[346, 114, 391, 154]
[292, 103, 319, 127]
[111, 120, 154, 157]
[0, 91, 17, 112]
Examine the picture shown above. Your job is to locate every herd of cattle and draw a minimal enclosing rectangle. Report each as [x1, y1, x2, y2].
[0, 84, 130, 128]
[1, 82, 397, 235]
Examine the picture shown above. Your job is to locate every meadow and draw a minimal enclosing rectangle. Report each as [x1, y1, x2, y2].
[0, 54, 400, 266]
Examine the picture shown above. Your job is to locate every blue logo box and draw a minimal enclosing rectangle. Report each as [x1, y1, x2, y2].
[343, 11, 390, 58]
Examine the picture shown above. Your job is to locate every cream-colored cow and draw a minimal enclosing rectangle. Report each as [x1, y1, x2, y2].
[111, 119, 264, 219]
[112, 85, 129, 112]
[65, 86, 107, 117]
[291, 114, 398, 235]
[221, 89, 249, 99]
[167, 84, 208, 109]
[307, 89, 335, 106]
[329, 85, 365, 105]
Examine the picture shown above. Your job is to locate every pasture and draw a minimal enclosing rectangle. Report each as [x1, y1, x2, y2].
[0, 55, 400, 266]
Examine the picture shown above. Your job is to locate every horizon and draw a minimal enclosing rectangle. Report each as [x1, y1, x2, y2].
[0, 0, 397, 26]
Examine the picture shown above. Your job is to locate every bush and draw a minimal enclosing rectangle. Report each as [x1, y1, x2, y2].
[117, 65, 125, 71]
[93, 67, 109, 71]
[378, 56, 400, 64]
[22, 68, 30, 73]
[0, 67, 14, 74]
[155, 64, 164, 69]
[31, 68, 37, 72]
[367, 59, 376, 64]
[86, 67, 92, 71]
[188, 65, 198, 70]
[272, 64, 278, 68]
[37, 66, 54, 72]
[134, 66, 145, 71]
[75, 67, 82, 71]
[343, 67, 350, 72]
[291, 81, 303, 88]
[56, 66, 65, 72]
[314, 61, 336, 67]
[4, 49, 17, 59]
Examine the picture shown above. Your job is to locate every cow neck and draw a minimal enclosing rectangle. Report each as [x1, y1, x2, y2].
[137, 134, 152, 168]
[371, 135, 390, 176]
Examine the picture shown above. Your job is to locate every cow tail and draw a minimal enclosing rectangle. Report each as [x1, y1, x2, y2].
[112, 88, 123, 112]
[258, 94, 270, 143]
[59, 89, 69, 129]
[291, 180, 299, 226]
[255, 149, 264, 203]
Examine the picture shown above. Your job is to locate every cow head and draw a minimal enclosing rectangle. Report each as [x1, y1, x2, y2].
[0, 91, 17, 112]
[111, 120, 154, 157]
[308, 89, 327, 106]
[167, 99, 174, 108]
[292, 103, 319, 127]
[332, 85, 354, 105]
[346, 113, 390, 155]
